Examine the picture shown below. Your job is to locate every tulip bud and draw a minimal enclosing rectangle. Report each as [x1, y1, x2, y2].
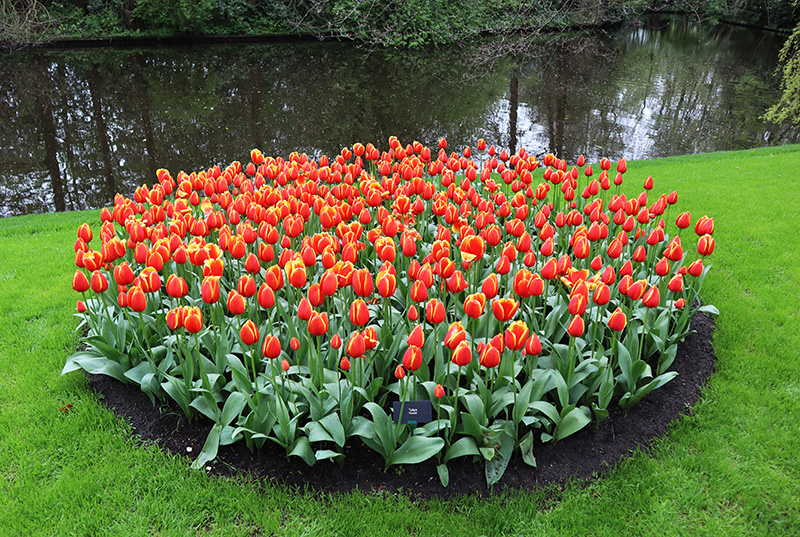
[290, 337, 300, 351]
[608, 308, 627, 331]
[394, 365, 406, 379]
[434, 384, 445, 398]
[567, 315, 584, 338]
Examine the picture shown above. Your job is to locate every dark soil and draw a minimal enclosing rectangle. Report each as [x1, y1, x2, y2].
[87, 313, 716, 499]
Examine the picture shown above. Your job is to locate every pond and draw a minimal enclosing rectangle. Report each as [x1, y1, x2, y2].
[1, 15, 796, 217]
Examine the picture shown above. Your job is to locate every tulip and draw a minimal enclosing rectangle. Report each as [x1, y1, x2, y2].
[402, 345, 423, 371]
[674, 298, 686, 309]
[654, 257, 670, 277]
[183, 306, 203, 333]
[308, 311, 329, 337]
[240, 319, 260, 346]
[77, 223, 93, 244]
[608, 308, 627, 331]
[407, 325, 425, 348]
[525, 333, 542, 355]
[166, 274, 188, 298]
[444, 321, 466, 350]
[340, 357, 351, 371]
[201, 277, 221, 304]
[668, 274, 684, 293]
[434, 384, 445, 398]
[642, 286, 660, 308]
[285, 257, 307, 288]
[688, 259, 704, 277]
[593, 282, 610, 306]
[352, 268, 374, 297]
[675, 211, 691, 229]
[492, 297, 519, 322]
[479, 345, 501, 368]
[349, 299, 369, 326]
[567, 315, 584, 338]
[426, 299, 446, 324]
[568, 294, 587, 316]
[394, 365, 406, 379]
[290, 337, 300, 351]
[463, 292, 487, 318]
[482, 273, 499, 299]
[166, 307, 184, 330]
[76, 300, 87, 313]
[128, 286, 147, 312]
[262, 335, 282, 359]
[227, 290, 246, 315]
[697, 234, 715, 256]
[460, 235, 486, 264]
[627, 279, 648, 301]
[265, 265, 284, 291]
[282, 359, 290, 372]
[694, 215, 714, 236]
[347, 332, 365, 358]
[113, 262, 135, 286]
[504, 320, 529, 350]
[90, 271, 109, 294]
[410, 279, 428, 302]
[376, 271, 396, 298]
[257, 283, 275, 309]
[72, 270, 90, 293]
[451, 340, 472, 367]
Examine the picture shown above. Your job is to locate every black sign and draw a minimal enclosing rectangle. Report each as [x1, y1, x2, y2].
[392, 400, 433, 424]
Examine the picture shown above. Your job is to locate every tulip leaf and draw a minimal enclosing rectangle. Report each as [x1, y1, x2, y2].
[123, 361, 154, 385]
[62, 352, 128, 384]
[459, 412, 484, 445]
[437, 463, 450, 488]
[347, 415, 375, 440]
[528, 401, 559, 425]
[485, 431, 514, 487]
[387, 435, 444, 466]
[315, 449, 344, 462]
[514, 379, 535, 426]
[443, 437, 480, 463]
[191, 424, 221, 470]
[288, 437, 316, 467]
[161, 375, 193, 418]
[319, 413, 346, 447]
[554, 405, 591, 441]
[519, 430, 537, 467]
[220, 392, 247, 427]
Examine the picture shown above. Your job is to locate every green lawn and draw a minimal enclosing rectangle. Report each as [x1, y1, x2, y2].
[1, 145, 799, 536]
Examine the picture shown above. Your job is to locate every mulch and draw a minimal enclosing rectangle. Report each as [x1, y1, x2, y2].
[87, 312, 716, 499]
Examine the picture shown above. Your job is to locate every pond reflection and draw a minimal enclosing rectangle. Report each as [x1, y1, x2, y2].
[0, 16, 796, 216]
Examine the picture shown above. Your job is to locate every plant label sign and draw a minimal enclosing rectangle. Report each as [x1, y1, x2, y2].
[392, 400, 433, 424]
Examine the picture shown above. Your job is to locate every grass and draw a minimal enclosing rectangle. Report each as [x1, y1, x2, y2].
[1, 145, 800, 536]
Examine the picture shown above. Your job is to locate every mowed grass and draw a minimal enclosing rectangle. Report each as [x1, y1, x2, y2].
[1, 145, 799, 536]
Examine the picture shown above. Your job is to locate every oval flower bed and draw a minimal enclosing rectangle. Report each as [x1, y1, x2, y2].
[64, 138, 717, 488]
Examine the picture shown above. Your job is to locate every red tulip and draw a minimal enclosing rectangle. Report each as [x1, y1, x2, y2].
[434, 384, 445, 398]
[240, 319, 260, 346]
[265, 265, 284, 291]
[394, 365, 406, 379]
[262, 335, 282, 359]
[697, 234, 715, 256]
[352, 268, 374, 297]
[451, 340, 472, 367]
[340, 357, 351, 371]
[568, 294, 587, 316]
[688, 259, 704, 277]
[90, 271, 109, 294]
[166, 307, 184, 330]
[349, 299, 369, 326]
[616, 158, 627, 174]
[290, 337, 300, 351]
[407, 325, 425, 348]
[642, 286, 660, 308]
[347, 332, 365, 358]
[491, 297, 519, 322]
[447, 270, 469, 293]
[567, 315, 584, 338]
[694, 215, 714, 236]
[541, 258, 557, 280]
[675, 211, 691, 229]
[479, 345, 501, 368]
[77, 223, 93, 244]
[76, 300, 87, 313]
[608, 308, 627, 331]
[654, 257, 670, 277]
[668, 274, 684, 293]
[525, 333, 542, 355]
[444, 321, 466, 350]
[201, 277, 221, 304]
[593, 282, 610, 306]
[463, 292, 487, 318]
[482, 273, 499, 299]
[282, 359, 290, 372]
[460, 235, 486, 264]
[504, 320, 529, 350]
[402, 345, 423, 371]
[308, 311, 329, 336]
[320, 270, 338, 297]
[227, 290, 247, 315]
[113, 262, 135, 286]
[128, 286, 147, 312]
[376, 271, 396, 298]
[71, 270, 88, 293]
[627, 279, 648, 301]
[674, 298, 686, 309]
[426, 299, 446, 324]
[407, 304, 419, 321]
[183, 306, 203, 333]
[257, 283, 275, 309]
[410, 280, 428, 302]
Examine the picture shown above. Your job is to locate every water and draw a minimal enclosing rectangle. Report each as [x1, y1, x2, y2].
[1, 16, 796, 217]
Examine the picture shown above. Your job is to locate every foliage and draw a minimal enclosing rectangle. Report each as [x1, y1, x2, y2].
[765, 3, 800, 124]
[63, 137, 717, 486]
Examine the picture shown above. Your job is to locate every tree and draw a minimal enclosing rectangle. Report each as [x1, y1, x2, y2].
[765, 5, 800, 124]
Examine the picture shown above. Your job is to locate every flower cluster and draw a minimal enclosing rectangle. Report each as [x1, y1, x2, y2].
[65, 137, 716, 486]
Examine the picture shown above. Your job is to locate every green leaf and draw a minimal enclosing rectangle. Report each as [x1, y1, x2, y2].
[555, 406, 591, 441]
[387, 435, 444, 466]
[220, 392, 247, 427]
[288, 437, 316, 467]
[191, 424, 221, 469]
[123, 360, 155, 385]
[485, 431, 514, 487]
[519, 430, 537, 467]
[62, 353, 128, 384]
[319, 413, 346, 447]
[459, 412, 484, 444]
[437, 463, 450, 488]
[443, 437, 480, 463]
[514, 379, 535, 426]
[315, 449, 344, 462]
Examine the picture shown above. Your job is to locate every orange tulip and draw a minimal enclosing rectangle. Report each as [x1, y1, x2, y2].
[201, 277, 220, 304]
[434, 384, 445, 398]
[407, 325, 425, 348]
[525, 334, 542, 355]
[444, 321, 466, 350]
[479, 345, 501, 368]
[491, 298, 519, 322]
[463, 292, 487, 318]
[265, 265, 284, 291]
[90, 271, 109, 294]
[504, 320, 529, 350]
[183, 306, 203, 333]
[352, 268, 374, 297]
[402, 345, 423, 371]
[166, 307, 184, 330]
[128, 286, 147, 312]
[375, 270, 396, 298]
[642, 286, 660, 308]
[697, 234, 715, 256]
[113, 262, 135, 286]
[460, 235, 486, 264]
[409, 280, 428, 302]
[257, 283, 275, 309]
[346, 332, 365, 358]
